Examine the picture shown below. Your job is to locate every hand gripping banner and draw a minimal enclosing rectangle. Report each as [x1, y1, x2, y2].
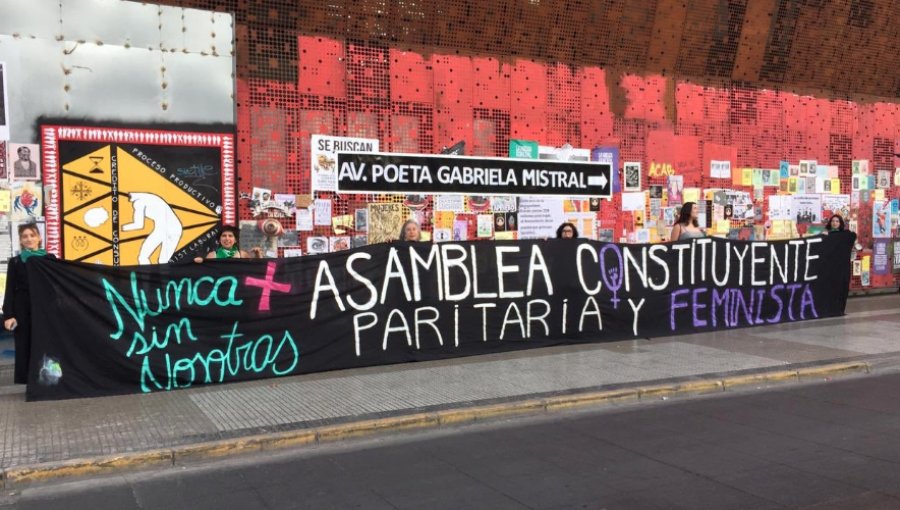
[26, 234, 854, 401]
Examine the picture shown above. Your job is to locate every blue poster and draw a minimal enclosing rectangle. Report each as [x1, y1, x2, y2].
[592, 146, 620, 193]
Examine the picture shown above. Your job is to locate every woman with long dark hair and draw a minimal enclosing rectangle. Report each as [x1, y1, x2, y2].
[3, 223, 55, 384]
[670, 202, 705, 241]
[826, 214, 846, 233]
[556, 222, 578, 239]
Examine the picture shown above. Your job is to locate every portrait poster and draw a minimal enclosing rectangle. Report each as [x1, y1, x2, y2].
[623, 162, 641, 191]
[8, 143, 40, 181]
[41, 125, 236, 265]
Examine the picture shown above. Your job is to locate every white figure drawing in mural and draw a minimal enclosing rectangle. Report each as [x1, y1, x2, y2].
[121, 192, 183, 264]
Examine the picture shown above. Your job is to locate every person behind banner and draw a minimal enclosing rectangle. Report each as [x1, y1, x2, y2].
[823, 215, 857, 311]
[3, 223, 56, 384]
[670, 202, 705, 241]
[556, 222, 578, 239]
[825, 214, 847, 234]
[398, 219, 423, 242]
[193, 225, 262, 262]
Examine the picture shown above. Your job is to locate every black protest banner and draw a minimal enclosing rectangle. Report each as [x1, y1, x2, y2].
[336, 152, 613, 197]
[26, 233, 854, 401]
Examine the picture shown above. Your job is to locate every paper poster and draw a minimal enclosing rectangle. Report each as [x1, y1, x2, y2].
[0, 188, 10, 210]
[252, 187, 272, 203]
[666, 175, 683, 205]
[517, 196, 565, 239]
[648, 185, 663, 199]
[367, 202, 409, 244]
[877, 170, 890, 189]
[621, 192, 646, 212]
[490, 196, 517, 212]
[307, 236, 328, 254]
[453, 219, 469, 241]
[10, 181, 42, 221]
[592, 147, 620, 193]
[282, 247, 303, 258]
[873, 200, 892, 238]
[8, 143, 40, 181]
[506, 212, 519, 232]
[873, 241, 890, 275]
[565, 212, 597, 240]
[329, 236, 351, 252]
[477, 214, 493, 238]
[331, 214, 354, 234]
[434, 194, 464, 212]
[799, 160, 817, 177]
[740, 168, 752, 186]
[273, 194, 297, 216]
[752, 169, 764, 187]
[822, 194, 850, 220]
[312, 199, 332, 226]
[893, 241, 900, 271]
[768, 195, 793, 221]
[494, 231, 516, 241]
[663, 207, 677, 226]
[311, 135, 379, 192]
[791, 194, 822, 224]
[295, 208, 313, 231]
[433, 228, 452, 242]
[779, 161, 790, 179]
[710, 160, 730, 179]
[852, 260, 862, 276]
[895, 168, 900, 186]
[508, 139, 539, 159]
[683, 187, 701, 204]
[623, 162, 641, 191]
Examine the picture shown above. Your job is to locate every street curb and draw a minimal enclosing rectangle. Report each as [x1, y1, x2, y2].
[0, 360, 871, 488]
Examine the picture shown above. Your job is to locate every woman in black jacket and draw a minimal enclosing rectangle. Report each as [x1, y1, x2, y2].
[3, 223, 55, 384]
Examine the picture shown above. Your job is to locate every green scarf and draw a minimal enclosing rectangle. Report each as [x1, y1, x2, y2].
[216, 246, 239, 259]
[20, 249, 47, 262]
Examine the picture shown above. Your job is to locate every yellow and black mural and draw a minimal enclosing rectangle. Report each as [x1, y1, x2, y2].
[41, 126, 236, 265]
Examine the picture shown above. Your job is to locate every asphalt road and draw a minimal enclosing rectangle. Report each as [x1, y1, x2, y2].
[6, 371, 900, 509]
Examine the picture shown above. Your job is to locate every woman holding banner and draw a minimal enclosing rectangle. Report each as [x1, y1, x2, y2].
[399, 219, 423, 242]
[825, 214, 847, 234]
[194, 225, 262, 262]
[670, 202, 705, 241]
[3, 223, 55, 384]
[556, 222, 579, 239]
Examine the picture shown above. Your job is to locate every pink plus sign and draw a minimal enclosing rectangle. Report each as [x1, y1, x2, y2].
[244, 261, 292, 312]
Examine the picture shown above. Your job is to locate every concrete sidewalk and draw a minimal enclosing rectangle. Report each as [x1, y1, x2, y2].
[0, 295, 898, 481]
